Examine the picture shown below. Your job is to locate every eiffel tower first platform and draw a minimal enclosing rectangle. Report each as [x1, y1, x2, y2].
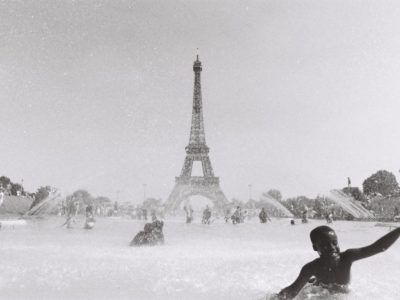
[164, 55, 229, 214]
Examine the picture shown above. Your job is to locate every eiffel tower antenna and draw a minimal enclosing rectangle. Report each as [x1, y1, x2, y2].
[164, 55, 229, 214]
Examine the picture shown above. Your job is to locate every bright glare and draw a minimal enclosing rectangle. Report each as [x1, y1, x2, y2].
[1, 217, 399, 300]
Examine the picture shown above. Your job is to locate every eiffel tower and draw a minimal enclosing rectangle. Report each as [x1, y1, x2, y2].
[164, 54, 229, 213]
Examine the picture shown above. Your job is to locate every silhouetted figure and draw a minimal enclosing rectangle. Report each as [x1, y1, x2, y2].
[151, 220, 164, 244]
[0, 191, 4, 207]
[231, 206, 242, 224]
[224, 209, 231, 223]
[259, 208, 270, 223]
[394, 207, 400, 222]
[62, 198, 77, 229]
[130, 220, 164, 246]
[274, 225, 400, 299]
[325, 212, 333, 224]
[84, 205, 95, 229]
[184, 205, 193, 224]
[202, 205, 212, 224]
[113, 201, 119, 216]
[130, 223, 153, 246]
[86, 204, 93, 216]
[143, 209, 148, 221]
[301, 210, 308, 224]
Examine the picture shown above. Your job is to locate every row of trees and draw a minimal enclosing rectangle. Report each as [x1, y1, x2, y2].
[1, 169, 399, 219]
[0, 175, 114, 215]
[263, 170, 400, 219]
[231, 170, 398, 220]
[0, 174, 148, 217]
[26, 186, 114, 215]
[362, 170, 399, 197]
[0, 176, 28, 196]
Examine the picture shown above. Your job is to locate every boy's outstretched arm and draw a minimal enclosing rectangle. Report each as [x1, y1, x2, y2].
[347, 227, 400, 262]
[276, 261, 315, 299]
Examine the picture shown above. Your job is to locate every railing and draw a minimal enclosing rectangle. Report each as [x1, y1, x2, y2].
[175, 176, 219, 185]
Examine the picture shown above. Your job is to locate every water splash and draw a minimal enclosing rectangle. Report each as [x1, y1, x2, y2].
[259, 193, 294, 217]
[325, 190, 374, 219]
[24, 189, 64, 216]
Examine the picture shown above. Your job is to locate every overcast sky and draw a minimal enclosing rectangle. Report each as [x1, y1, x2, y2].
[1, 0, 399, 203]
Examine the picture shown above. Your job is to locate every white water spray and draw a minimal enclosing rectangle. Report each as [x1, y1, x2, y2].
[325, 190, 374, 219]
[259, 193, 294, 217]
[24, 189, 64, 216]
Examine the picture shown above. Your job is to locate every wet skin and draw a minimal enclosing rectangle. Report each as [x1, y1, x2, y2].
[277, 227, 400, 299]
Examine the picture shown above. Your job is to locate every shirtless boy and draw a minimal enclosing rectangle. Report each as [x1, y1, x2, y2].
[276, 225, 400, 299]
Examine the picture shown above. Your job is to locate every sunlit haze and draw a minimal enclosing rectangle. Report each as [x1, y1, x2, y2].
[1, 1, 399, 203]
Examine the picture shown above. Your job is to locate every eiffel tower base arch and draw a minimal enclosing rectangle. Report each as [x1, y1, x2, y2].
[164, 177, 229, 214]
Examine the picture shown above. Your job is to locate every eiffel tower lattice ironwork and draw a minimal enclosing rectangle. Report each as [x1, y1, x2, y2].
[164, 55, 229, 213]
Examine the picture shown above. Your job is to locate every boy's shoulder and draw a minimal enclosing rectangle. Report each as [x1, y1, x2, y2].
[308, 257, 321, 265]
[301, 258, 320, 272]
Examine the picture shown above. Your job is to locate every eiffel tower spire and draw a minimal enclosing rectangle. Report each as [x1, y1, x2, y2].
[164, 54, 229, 213]
[188, 52, 206, 146]
[180, 53, 214, 178]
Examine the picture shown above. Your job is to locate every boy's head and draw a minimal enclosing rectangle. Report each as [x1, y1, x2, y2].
[310, 226, 340, 258]
[144, 223, 153, 233]
[153, 220, 164, 230]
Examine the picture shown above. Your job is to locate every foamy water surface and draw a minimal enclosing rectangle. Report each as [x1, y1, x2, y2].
[0, 217, 399, 300]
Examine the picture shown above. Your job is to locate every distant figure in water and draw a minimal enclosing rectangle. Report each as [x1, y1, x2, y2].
[130, 220, 164, 246]
[259, 208, 270, 223]
[202, 205, 212, 224]
[231, 206, 242, 224]
[184, 205, 193, 224]
[273, 225, 400, 299]
[84, 205, 95, 230]
[62, 198, 77, 229]
[301, 210, 308, 224]
[325, 212, 333, 224]
[0, 191, 4, 207]
[393, 207, 400, 222]
[290, 219, 295, 225]
[224, 209, 231, 223]
[151, 220, 164, 243]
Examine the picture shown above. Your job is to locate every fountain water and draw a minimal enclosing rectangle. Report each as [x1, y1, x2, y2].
[325, 190, 374, 219]
[24, 189, 64, 216]
[259, 193, 294, 217]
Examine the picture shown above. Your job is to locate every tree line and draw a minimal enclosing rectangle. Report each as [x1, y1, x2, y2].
[1, 169, 398, 219]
